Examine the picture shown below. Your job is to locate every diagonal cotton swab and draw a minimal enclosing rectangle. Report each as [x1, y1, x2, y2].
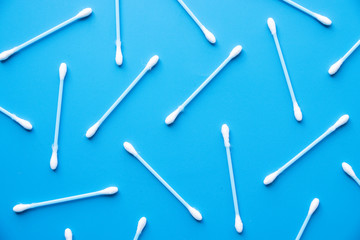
[13, 186, 118, 213]
[280, 0, 331, 26]
[267, 18, 302, 122]
[0, 106, 32, 130]
[264, 114, 349, 185]
[50, 63, 67, 171]
[124, 142, 202, 221]
[342, 162, 360, 186]
[295, 198, 319, 240]
[133, 217, 147, 240]
[165, 45, 242, 125]
[86, 56, 159, 138]
[65, 228, 72, 240]
[221, 124, 243, 233]
[0, 8, 92, 61]
[176, 0, 216, 44]
[115, 0, 123, 66]
[329, 40, 360, 76]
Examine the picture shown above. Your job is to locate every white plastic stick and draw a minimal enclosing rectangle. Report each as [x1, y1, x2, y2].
[221, 124, 243, 233]
[115, 0, 123, 66]
[176, 0, 216, 44]
[50, 63, 67, 171]
[86, 56, 159, 138]
[0, 106, 32, 130]
[329, 40, 360, 75]
[13, 186, 118, 213]
[65, 228, 72, 240]
[123, 142, 202, 221]
[264, 115, 349, 185]
[295, 198, 319, 240]
[267, 18, 302, 122]
[133, 217, 147, 240]
[281, 0, 331, 26]
[0, 8, 93, 61]
[165, 45, 242, 125]
[342, 162, 360, 186]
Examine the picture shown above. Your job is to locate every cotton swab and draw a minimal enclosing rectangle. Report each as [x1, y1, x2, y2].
[267, 18, 302, 122]
[165, 45, 242, 125]
[329, 40, 360, 76]
[13, 186, 118, 213]
[0, 8, 92, 61]
[264, 114, 349, 185]
[221, 124, 243, 233]
[65, 228, 72, 240]
[50, 63, 67, 171]
[342, 162, 360, 186]
[295, 198, 319, 240]
[280, 0, 331, 26]
[133, 217, 147, 240]
[115, 0, 123, 66]
[123, 142, 202, 221]
[0, 106, 32, 130]
[86, 55, 159, 138]
[176, 0, 216, 44]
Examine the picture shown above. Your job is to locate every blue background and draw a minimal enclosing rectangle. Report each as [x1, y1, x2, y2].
[0, 0, 359, 239]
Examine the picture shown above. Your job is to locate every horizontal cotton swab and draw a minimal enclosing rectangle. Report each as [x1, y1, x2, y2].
[295, 198, 319, 240]
[264, 115, 349, 185]
[267, 18, 302, 122]
[281, 0, 331, 26]
[176, 0, 216, 44]
[0, 8, 93, 61]
[0, 106, 32, 130]
[221, 124, 243, 233]
[13, 186, 118, 213]
[165, 45, 242, 125]
[50, 63, 67, 171]
[86, 56, 159, 138]
[124, 142, 202, 221]
[65, 228, 72, 240]
[329, 40, 360, 75]
[134, 217, 147, 240]
[342, 162, 360, 186]
[115, 0, 123, 66]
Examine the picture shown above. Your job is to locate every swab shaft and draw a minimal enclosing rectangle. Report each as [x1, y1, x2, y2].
[226, 146, 240, 216]
[295, 214, 311, 240]
[177, 0, 204, 29]
[282, 0, 315, 17]
[134, 232, 140, 240]
[353, 176, 360, 186]
[115, 0, 121, 41]
[53, 79, 65, 148]
[341, 40, 360, 62]
[0, 106, 14, 119]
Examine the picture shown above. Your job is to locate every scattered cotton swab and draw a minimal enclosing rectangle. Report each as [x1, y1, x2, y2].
[13, 186, 118, 213]
[342, 162, 360, 186]
[267, 18, 302, 122]
[295, 198, 319, 240]
[264, 114, 349, 185]
[280, 0, 331, 26]
[176, 0, 216, 44]
[165, 45, 242, 125]
[50, 63, 67, 171]
[65, 228, 72, 240]
[133, 217, 147, 240]
[86, 55, 159, 138]
[0, 106, 32, 130]
[329, 40, 360, 76]
[123, 142, 202, 221]
[0, 8, 93, 61]
[221, 124, 243, 233]
[115, 0, 123, 66]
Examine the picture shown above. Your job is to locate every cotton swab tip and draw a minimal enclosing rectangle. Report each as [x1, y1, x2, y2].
[12, 116, 33, 130]
[308, 198, 320, 215]
[50, 151, 58, 170]
[101, 186, 118, 195]
[65, 228, 72, 239]
[264, 171, 279, 185]
[124, 142, 138, 156]
[342, 162, 356, 178]
[145, 55, 159, 70]
[202, 28, 216, 44]
[0, 49, 16, 61]
[165, 107, 183, 125]
[293, 103, 303, 122]
[235, 215, 243, 233]
[334, 114, 349, 129]
[188, 207, 202, 221]
[229, 45, 243, 59]
[315, 14, 332, 26]
[328, 60, 343, 75]
[76, 8, 93, 19]
[59, 63, 67, 81]
[267, 18, 276, 35]
[136, 217, 147, 234]
[221, 124, 230, 146]
[86, 122, 100, 138]
[115, 45, 123, 66]
[13, 203, 31, 213]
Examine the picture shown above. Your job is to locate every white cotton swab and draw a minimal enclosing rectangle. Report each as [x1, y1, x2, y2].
[13, 186, 118, 213]
[115, 0, 123, 66]
[123, 142, 202, 221]
[0, 8, 92, 61]
[295, 198, 320, 240]
[0, 106, 32, 130]
[267, 18, 302, 122]
[65, 228, 72, 240]
[264, 114, 349, 185]
[86, 55, 159, 138]
[133, 217, 147, 240]
[221, 124, 243, 233]
[176, 0, 216, 44]
[342, 162, 360, 186]
[50, 63, 67, 171]
[280, 0, 331, 26]
[165, 45, 242, 125]
[329, 40, 360, 76]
